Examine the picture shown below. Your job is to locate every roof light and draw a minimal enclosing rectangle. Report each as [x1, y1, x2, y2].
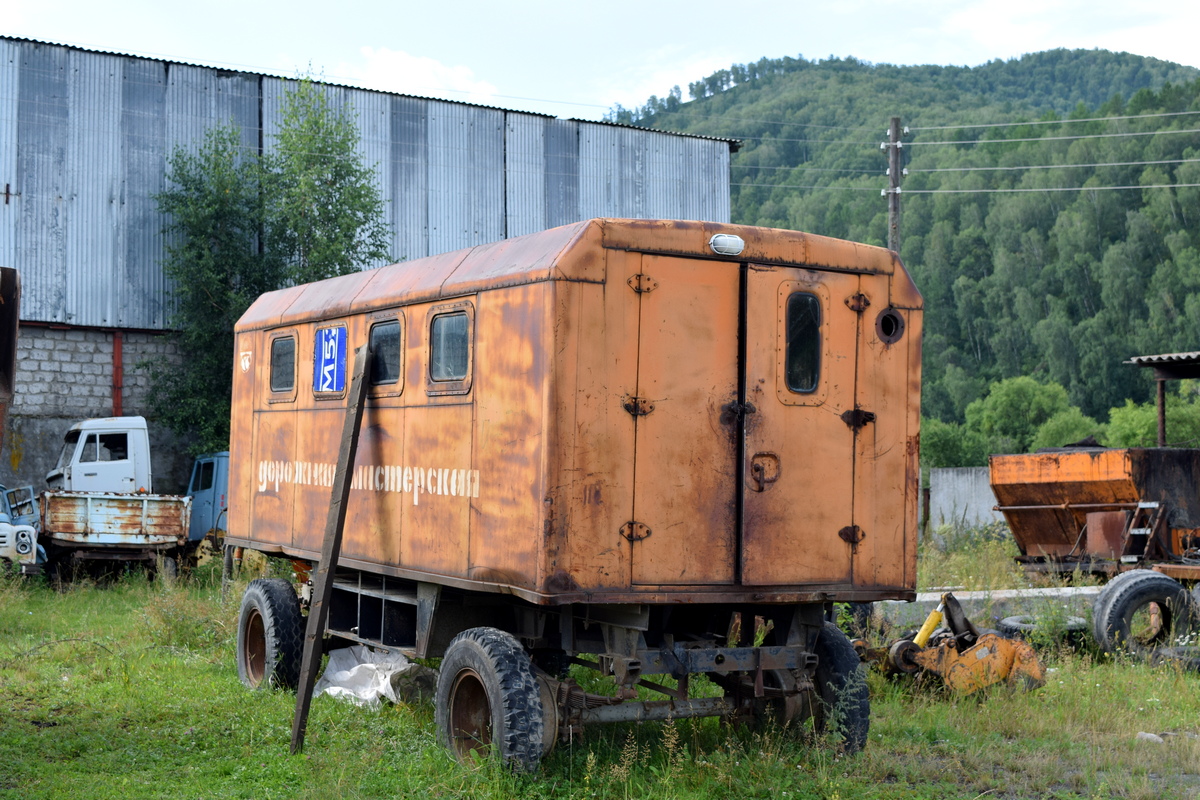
[709, 233, 745, 257]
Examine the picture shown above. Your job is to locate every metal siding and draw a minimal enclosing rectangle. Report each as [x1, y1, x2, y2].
[118, 56, 168, 329]
[0, 40, 18, 270]
[390, 95, 429, 261]
[543, 119, 579, 228]
[65, 50, 122, 328]
[504, 113, 544, 238]
[5, 38, 731, 330]
[17, 42, 69, 323]
[427, 101, 504, 254]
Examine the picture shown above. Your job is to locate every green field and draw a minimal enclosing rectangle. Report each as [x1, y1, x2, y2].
[2, 546, 1199, 800]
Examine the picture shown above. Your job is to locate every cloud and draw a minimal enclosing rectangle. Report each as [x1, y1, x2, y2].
[333, 46, 499, 105]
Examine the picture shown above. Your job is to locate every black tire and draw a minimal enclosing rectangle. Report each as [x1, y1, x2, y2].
[1092, 569, 1158, 647]
[997, 614, 1087, 640]
[812, 621, 870, 754]
[236, 578, 303, 689]
[435, 627, 545, 772]
[1096, 571, 1199, 657]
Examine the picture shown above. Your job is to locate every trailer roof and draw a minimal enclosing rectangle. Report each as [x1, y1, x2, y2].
[237, 219, 910, 331]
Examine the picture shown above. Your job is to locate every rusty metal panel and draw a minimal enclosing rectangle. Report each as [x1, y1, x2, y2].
[742, 266, 860, 586]
[852, 271, 923, 590]
[42, 491, 190, 545]
[629, 254, 738, 585]
[1086, 511, 1127, 558]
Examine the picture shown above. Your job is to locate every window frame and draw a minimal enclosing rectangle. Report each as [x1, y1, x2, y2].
[267, 331, 299, 404]
[367, 312, 406, 398]
[775, 281, 831, 407]
[425, 301, 475, 397]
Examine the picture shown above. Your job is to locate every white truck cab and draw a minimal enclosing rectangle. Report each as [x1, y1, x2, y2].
[46, 416, 152, 493]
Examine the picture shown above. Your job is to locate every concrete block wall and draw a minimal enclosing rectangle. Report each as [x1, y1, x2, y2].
[1, 324, 192, 494]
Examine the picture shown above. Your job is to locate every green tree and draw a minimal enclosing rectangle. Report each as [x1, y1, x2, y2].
[1030, 407, 1102, 450]
[265, 79, 392, 284]
[149, 126, 283, 455]
[1104, 396, 1200, 447]
[151, 80, 392, 452]
[964, 376, 1072, 454]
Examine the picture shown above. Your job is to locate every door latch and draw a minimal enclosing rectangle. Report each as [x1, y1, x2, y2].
[749, 453, 781, 492]
[839, 525, 865, 553]
[623, 395, 655, 417]
[627, 274, 658, 294]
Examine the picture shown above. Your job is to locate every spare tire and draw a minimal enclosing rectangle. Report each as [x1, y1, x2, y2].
[1095, 571, 1199, 657]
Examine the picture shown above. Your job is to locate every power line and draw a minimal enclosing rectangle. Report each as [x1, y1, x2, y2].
[901, 182, 1200, 195]
[908, 109, 1200, 132]
[910, 157, 1200, 174]
[909, 127, 1200, 147]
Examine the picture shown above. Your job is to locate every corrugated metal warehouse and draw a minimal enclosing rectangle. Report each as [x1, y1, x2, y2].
[0, 36, 735, 491]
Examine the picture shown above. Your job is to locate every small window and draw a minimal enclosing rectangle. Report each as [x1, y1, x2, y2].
[785, 292, 821, 393]
[312, 326, 348, 394]
[430, 312, 469, 381]
[192, 460, 215, 493]
[369, 320, 402, 386]
[270, 337, 295, 392]
[79, 432, 128, 463]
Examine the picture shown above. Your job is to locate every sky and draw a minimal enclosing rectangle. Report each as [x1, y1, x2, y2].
[2, 0, 1199, 120]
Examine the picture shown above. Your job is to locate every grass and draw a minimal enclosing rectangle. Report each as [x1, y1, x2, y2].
[2, 535, 1200, 799]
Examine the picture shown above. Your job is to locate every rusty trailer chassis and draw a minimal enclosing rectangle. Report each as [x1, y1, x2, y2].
[315, 565, 833, 735]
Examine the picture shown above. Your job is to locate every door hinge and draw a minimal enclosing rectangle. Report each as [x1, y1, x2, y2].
[623, 395, 655, 417]
[620, 521, 652, 541]
[841, 408, 876, 430]
[845, 292, 871, 312]
[627, 273, 659, 294]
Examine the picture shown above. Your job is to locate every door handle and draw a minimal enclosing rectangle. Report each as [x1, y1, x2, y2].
[749, 453, 781, 492]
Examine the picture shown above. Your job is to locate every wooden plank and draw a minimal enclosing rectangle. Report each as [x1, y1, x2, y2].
[291, 345, 369, 754]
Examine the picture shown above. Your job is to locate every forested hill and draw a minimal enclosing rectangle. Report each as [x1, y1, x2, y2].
[613, 49, 1200, 462]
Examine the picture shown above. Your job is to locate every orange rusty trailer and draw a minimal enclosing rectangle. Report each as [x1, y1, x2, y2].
[227, 218, 922, 768]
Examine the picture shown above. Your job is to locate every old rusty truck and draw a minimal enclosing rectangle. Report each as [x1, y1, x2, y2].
[40, 415, 193, 577]
[0, 265, 41, 575]
[226, 218, 923, 769]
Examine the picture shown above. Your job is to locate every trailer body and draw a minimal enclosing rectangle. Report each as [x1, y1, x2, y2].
[228, 219, 922, 604]
[227, 219, 922, 763]
[991, 447, 1200, 576]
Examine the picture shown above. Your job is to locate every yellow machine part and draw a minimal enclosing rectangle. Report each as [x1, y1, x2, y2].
[912, 633, 1046, 694]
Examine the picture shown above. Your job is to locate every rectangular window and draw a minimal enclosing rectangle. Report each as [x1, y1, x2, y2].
[785, 292, 821, 393]
[270, 336, 296, 393]
[369, 320, 402, 386]
[190, 460, 214, 493]
[430, 312, 469, 381]
[79, 432, 128, 463]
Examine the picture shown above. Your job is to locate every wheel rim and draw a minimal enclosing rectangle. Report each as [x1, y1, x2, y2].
[447, 668, 492, 758]
[244, 608, 267, 686]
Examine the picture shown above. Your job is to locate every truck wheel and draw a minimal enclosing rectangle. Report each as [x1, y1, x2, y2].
[1096, 571, 1199, 657]
[237, 578, 303, 689]
[435, 627, 544, 772]
[812, 621, 870, 753]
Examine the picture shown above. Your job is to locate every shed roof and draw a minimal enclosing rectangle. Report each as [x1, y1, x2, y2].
[1125, 351, 1200, 380]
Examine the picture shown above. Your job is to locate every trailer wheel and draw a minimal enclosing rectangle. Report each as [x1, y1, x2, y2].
[1096, 571, 1199, 657]
[1091, 569, 1159, 648]
[236, 578, 303, 689]
[435, 627, 544, 772]
[812, 621, 870, 753]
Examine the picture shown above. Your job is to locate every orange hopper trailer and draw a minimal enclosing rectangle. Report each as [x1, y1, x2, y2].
[226, 218, 923, 768]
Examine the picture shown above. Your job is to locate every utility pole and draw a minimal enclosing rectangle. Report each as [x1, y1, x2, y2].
[882, 116, 905, 253]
